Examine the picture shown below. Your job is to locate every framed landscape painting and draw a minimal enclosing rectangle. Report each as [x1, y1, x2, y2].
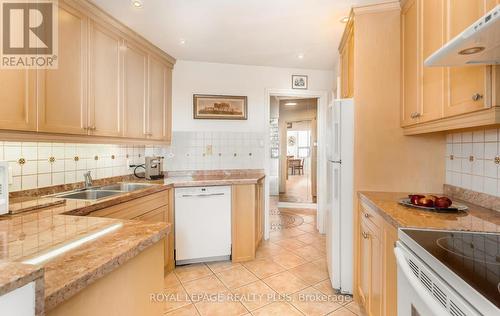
[193, 94, 248, 120]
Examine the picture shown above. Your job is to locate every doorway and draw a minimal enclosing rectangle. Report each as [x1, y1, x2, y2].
[269, 97, 318, 207]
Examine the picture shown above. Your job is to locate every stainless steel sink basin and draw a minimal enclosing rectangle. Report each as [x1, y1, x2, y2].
[56, 190, 121, 201]
[98, 183, 154, 192]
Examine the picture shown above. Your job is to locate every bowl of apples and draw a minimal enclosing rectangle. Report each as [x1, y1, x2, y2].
[399, 194, 468, 212]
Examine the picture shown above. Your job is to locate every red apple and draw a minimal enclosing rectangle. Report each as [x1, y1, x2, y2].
[409, 194, 424, 205]
[435, 197, 452, 208]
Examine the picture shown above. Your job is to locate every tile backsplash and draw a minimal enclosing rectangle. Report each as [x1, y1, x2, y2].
[146, 131, 266, 171]
[0, 142, 145, 192]
[445, 128, 500, 196]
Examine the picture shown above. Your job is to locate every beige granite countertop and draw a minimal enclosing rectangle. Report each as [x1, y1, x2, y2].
[0, 169, 265, 312]
[359, 191, 500, 232]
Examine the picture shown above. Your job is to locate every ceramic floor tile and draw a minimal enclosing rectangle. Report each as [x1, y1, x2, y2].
[296, 223, 319, 233]
[294, 245, 326, 261]
[175, 264, 213, 283]
[207, 261, 242, 273]
[231, 280, 277, 311]
[311, 257, 328, 271]
[262, 271, 308, 295]
[289, 262, 329, 285]
[251, 302, 303, 316]
[242, 258, 285, 279]
[194, 292, 248, 316]
[290, 287, 342, 316]
[165, 304, 200, 316]
[165, 272, 181, 288]
[164, 284, 192, 313]
[271, 252, 307, 269]
[327, 307, 357, 316]
[273, 238, 307, 250]
[216, 265, 259, 289]
[183, 275, 227, 296]
[313, 280, 336, 296]
[255, 245, 290, 259]
[296, 233, 320, 244]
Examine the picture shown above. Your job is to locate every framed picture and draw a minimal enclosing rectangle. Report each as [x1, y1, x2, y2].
[193, 94, 248, 120]
[292, 75, 308, 89]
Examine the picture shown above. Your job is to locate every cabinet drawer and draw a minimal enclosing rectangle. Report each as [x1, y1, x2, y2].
[133, 206, 166, 222]
[360, 201, 382, 229]
[89, 190, 168, 219]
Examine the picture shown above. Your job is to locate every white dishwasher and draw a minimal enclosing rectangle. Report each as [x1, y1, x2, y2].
[174, 186, 231, 265]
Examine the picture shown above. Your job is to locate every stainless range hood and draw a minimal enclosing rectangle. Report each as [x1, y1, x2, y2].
[425, 5, 499, 67]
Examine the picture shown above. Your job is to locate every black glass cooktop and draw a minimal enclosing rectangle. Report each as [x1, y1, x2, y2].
[403, 229, 500, 308]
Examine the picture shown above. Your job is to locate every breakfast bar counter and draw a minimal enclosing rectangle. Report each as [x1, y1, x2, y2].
[359, 191, 500, 233]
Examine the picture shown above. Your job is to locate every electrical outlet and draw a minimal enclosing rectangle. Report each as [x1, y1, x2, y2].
[206, 145, 213, 156]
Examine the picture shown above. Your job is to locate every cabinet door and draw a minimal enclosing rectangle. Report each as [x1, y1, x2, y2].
[420, 0, 444, 122]
[123, 42, 147, 139]
[445, 0, 489, 116]
[0, 70, 36, 131]
[401, 0, 419, 126]
[340, 31, 354, 98]
[88, 21, 122, 137]
[358, 220, 371, 307]
[38, 3, 88, 135]
[369, 225, 382, 316]
[147, 56, 170, 141]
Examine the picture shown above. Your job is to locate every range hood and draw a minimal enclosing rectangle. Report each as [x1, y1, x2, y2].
[425, 5, 499, 67]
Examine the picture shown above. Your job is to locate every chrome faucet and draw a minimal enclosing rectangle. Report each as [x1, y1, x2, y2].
[83, 171, 93, 188]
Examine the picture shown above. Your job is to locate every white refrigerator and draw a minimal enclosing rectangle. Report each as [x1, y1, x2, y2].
[326, 98, 354, 294]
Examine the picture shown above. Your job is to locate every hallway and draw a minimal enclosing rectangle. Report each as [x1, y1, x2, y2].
[278, 174, 314, 203]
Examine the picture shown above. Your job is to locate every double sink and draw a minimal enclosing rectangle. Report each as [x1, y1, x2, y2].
[53, 183, 155, 201]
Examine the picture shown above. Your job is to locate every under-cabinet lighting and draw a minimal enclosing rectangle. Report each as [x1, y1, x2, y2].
[23, 223, 123, 265]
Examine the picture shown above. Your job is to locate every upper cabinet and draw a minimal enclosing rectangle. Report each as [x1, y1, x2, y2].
[0, 70, 37, 131]
[339, 17, 354, 98]
[38, 3, 88, 135]
[0, 0, 175, 144]
[88, 20, 123, 137]
[123, 42, 148, 139]
[401, 0, 499, 135]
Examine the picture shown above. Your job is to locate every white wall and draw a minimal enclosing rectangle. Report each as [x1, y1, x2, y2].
[172, 60, 334, 132]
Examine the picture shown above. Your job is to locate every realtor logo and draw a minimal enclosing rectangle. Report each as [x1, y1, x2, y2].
[0, 0, 58, 68]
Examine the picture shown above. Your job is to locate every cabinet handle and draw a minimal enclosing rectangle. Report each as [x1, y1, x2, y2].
[410, 112, 421, 119]
[472, 93, 483, 101]
[362, 232, 369, 239]
[363, 213, 370, 218]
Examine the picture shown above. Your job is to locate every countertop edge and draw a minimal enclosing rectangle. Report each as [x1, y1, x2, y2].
[358, 192, 402, 228]
[44, 222, 170, 311]
[0, 262, 44, 296]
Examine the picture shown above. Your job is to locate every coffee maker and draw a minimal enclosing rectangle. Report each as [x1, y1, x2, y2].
[145, 156, 164, 180]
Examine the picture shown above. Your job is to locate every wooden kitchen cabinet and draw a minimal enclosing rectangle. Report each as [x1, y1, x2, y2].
[401, 0, 499, 134]
[231, 181, 265, 263]
[123, 42, 148, 139]
[339, 16, 354, 98]
[37, 2, 88, 135]
[147, 56, 173, 142]
[0, 0, 175, 144]
[355, 199, 397, 316]
[87, 189, 174, 272]
[0, 70, 37, 131]
[88, 20, 122, 137]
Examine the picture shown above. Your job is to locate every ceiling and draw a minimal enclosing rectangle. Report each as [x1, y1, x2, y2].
[91, 0, 384, 70]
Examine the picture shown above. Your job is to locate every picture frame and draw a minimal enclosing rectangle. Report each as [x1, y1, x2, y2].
[193, 94, 248, 120]
[292, 75, 308, 90]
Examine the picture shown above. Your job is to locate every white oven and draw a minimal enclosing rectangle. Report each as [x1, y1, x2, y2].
[0, 161, 8, 215]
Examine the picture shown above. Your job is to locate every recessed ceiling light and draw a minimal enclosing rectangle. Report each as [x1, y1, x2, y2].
[285, 102, 297, 106]
[131, 0, 143, 8]
[179, 39, 186, 46]
[340, 16, 349, 23]
[297, 54, 304, 59]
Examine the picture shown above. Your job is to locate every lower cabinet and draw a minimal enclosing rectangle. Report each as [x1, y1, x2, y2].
[231, 181, 264, 263]
[87, 189, 174, 273]
[356, 199, 398, 316]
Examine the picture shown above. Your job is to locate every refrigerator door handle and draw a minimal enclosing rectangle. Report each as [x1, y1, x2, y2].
[332, 160, 342, 164]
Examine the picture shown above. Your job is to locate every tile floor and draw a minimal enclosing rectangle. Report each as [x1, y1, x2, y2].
[163, 204, 366, 316]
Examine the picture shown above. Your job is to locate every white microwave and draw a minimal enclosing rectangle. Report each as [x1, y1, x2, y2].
[0, 161, 8, 215]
